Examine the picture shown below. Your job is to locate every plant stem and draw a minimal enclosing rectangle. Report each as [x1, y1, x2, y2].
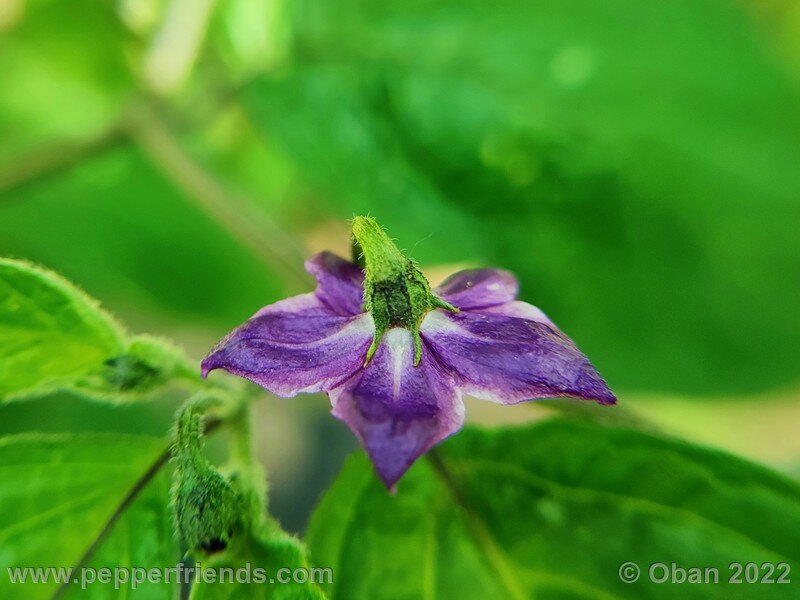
[127, 105, 311, 292]
[0, 126, 126, 195]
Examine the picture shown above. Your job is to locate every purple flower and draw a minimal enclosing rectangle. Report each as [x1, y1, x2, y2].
[202, 218, 615, 489]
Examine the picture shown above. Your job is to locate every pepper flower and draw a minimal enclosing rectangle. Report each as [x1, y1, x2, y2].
[202, 217, 615, 488]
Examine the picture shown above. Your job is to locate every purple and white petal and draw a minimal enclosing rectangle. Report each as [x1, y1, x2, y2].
[480, 300, 555, 327]
[420, 309, 616, 406]
[434, 268, 519, 310]
[202, 293, 374, 397]
[305, 251, 365, 316]
[330, 328, 464, 489]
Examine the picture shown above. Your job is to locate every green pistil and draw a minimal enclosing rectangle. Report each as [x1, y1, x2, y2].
[352, 216, 457, 365]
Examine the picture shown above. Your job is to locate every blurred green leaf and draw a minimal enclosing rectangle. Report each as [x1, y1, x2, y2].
[308, 421, 800, 599]
[0, 0, 134, 164]
[0, 145, 284, 338]
[245, 0, 800, 396]
[245, 68, 488, 265]
[0, 258, 125, 400]
[0, 433, 167, 600]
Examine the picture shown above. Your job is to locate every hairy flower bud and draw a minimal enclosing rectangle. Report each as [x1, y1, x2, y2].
[172, 399, 244, 554]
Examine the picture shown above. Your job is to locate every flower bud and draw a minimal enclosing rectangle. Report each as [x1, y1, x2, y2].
[172, 400, 244, 554]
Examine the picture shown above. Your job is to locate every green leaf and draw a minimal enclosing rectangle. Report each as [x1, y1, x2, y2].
[0, 433, 168, 600]
[307, 421, 800, 599]
[60, 469, 179, 600]
[0, 259, 230, 403]
[0, 259, 309, 597]
[190, 523, 328, 599]
[0, 259, 126, 401]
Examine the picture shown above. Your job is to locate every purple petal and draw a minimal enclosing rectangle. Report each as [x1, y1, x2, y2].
[420, 309, 616, 405]
[435, 268, 518, 310]
[305, 251, 365, 316]
[202, 293, 374, 397]
[330, 328, 464, 489]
